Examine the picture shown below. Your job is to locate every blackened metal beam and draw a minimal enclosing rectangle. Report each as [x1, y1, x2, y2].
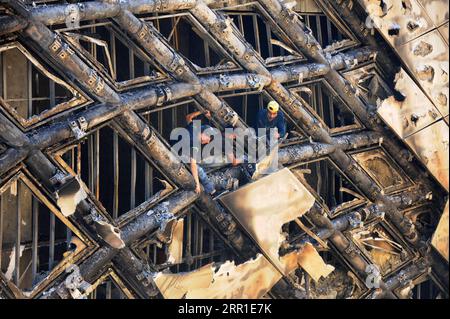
[1, 0, 197, 35]
[40, 190, 195, 299]
[0, 15, 27, 36]
[114, 9, 246, 130]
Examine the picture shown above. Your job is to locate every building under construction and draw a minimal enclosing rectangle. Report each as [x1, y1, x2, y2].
[0, 0, 448, 299]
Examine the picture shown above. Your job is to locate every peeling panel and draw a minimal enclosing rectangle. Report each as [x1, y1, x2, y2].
[417, 0, 449, 26]
[153, 264, 215, 299]
[359, 0, 435, 46]
[378, 68, 442, 138]
[219, 168, 316, 274]
[167, 219, 184, 264]
[296, 243, 335, 282]
[431, 201, 449, 261]
[396, 30, 449, 117]
[404, 119, 449, 190]
[438, 22, 449, 44]
[154, 254, 284, 299]
[186, 255, 282, 299]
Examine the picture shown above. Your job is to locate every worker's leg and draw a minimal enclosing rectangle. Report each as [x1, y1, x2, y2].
[197, 164, 216, 194]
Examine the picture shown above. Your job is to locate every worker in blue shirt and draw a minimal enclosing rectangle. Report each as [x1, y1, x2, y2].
[254, 100, 286, 140]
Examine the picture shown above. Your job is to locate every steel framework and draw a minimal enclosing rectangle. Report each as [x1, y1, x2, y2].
[0, 0, 448, 299]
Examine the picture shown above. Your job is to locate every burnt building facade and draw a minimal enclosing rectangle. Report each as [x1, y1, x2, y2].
[0, 0, 448, 299]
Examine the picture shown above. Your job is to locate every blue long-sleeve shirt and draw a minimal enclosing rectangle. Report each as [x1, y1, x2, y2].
[254, 109, 286, 137]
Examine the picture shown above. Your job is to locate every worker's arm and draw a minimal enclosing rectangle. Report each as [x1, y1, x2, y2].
[277, 112, 287, 138]
[186, 110, 211, 124]
[190, 158, 201, 194]
[226, 151, 242, 166]
[254, 109, 265, 135]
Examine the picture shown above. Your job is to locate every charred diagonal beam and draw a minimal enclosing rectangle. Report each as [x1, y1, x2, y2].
[114, 8, 246, 130]
[40, 190, 196, 299]
[328, 228, 396, 298]
[258, 0, 437, 196]
[315, 0, 400, 81]
[189, 0, 421, 245]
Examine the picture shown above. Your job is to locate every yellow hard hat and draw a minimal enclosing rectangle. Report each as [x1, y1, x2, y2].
[267, 101, 279, 113]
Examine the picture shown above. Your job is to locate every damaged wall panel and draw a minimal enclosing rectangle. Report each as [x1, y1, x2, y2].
[378, 68, 449, 191]
[404, 119, 449, 190]
[359, 0, 449, 117]
[396, 30, 449, 117]
[378, 68, 443, 138]
[431, 201, 449, 261]
[219, 168, 316, 274]
[154, 254, 283, 299]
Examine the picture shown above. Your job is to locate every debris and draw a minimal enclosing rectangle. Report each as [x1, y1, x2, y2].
[94, 220, 125, 249]
[220, 168, 316, 274]
[55, 177, 87, 217]
[431, 201, 449, 261]
[153, 264, 215, 299]
[296, 243, 335, 282]
[166, 219, 184, 264]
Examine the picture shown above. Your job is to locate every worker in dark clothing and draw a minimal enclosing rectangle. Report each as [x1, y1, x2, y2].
[184, 110, 239, 195]
[254, 100, 286, 140]
[184, 110, 215, 195]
